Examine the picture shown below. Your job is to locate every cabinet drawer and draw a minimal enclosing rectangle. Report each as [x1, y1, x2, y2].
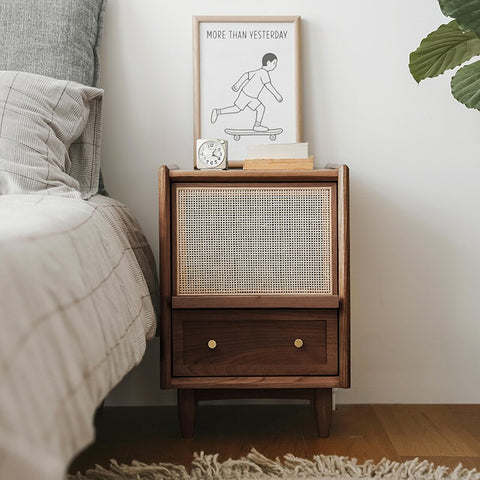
[172, 309, 338, 377]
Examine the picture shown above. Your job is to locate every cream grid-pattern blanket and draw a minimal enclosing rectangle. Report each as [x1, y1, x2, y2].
[0, 194, 157, 480]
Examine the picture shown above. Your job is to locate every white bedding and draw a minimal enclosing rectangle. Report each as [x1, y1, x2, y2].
[0, 194, 157, 480]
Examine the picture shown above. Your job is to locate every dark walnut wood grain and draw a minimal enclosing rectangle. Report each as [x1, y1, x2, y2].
[158, 166, 172, 389]
[171, 295, 339, 309]
[168, 169, 340, 182]
[172, 309, 338, 377]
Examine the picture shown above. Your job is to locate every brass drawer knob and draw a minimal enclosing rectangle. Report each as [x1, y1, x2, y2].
[294, 338, 304, 348]
[207, 339, 217, 350]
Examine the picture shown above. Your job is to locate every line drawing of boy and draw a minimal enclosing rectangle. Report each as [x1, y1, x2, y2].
[211, 53, 283, 132]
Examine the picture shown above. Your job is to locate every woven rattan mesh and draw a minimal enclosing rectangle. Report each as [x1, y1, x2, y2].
[176, 186, 332, 295]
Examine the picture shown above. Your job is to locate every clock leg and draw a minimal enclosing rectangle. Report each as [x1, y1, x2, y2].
[177, 389, 196, 438]
[312, 388, 332, 437]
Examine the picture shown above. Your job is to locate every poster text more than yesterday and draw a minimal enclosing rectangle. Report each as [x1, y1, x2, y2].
[206, 29, 289, 40]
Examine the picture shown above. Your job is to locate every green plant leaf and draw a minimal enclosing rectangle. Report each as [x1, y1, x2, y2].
[439, 0, 480, 34]
[409, 21, 480, 83]
[451, 59, 480, 110]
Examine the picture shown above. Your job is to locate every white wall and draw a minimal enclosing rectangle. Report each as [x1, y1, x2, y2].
[102, 0, 480, 406]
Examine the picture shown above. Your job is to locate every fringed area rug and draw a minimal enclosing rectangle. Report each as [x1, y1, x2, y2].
[68, 448, 480, 480]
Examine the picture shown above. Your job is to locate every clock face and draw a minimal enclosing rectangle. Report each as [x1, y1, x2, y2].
[197, 140, 227, 169]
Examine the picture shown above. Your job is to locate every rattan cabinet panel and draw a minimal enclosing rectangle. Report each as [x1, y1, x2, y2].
[173, 184, 335, 295]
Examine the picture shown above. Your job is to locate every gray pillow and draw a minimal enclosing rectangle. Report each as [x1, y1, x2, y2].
[0, 0, 107, 87]
[0, 0, 109, 195]
[0, 71, 103, 199]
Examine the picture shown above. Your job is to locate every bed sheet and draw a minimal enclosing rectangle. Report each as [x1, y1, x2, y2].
[0, 194, 157, 480]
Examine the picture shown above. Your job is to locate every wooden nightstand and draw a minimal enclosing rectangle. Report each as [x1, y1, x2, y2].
[158, 166, 350, 437]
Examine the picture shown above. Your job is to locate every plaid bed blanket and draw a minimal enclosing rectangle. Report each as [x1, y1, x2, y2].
[0, 194, 157, 480]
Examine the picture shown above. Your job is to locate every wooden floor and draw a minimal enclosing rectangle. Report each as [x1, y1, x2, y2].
[69, 404, 480, 475]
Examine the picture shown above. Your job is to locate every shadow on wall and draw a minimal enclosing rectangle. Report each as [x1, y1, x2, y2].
[105, 338, 168, 406]
[339, 174, 468, 404]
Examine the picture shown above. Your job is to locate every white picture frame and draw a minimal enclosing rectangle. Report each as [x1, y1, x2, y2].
[193, 16, 302, 168]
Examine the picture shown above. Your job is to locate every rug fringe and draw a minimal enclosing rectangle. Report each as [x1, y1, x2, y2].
[68, 448, 480, 480]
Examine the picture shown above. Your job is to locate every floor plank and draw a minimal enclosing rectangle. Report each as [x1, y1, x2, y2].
[305, 404, 399, 463]
[373, 405, 480, 457]
[68, 404, 480, 475]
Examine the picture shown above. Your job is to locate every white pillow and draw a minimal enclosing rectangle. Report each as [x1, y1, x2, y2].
[0, 71, 103, 199]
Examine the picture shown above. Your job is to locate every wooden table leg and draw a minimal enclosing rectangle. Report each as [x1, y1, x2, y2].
[312, 388, 332, 437]
[177, 389, 196, 438]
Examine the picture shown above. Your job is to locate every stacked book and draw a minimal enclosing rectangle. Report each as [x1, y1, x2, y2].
[243, 142, 313, 170]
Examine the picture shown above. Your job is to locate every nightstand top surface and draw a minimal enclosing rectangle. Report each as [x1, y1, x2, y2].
[163, 167, 346, 183]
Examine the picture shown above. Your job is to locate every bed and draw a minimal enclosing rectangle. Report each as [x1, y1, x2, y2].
[0, 1, 158, 479]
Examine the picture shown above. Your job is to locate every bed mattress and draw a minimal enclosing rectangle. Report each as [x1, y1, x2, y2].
[0, 194, 157, 480]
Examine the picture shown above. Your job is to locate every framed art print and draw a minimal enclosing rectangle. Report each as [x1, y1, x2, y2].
[193, 16, 302, 168]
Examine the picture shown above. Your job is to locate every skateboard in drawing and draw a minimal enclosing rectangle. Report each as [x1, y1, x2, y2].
[224, 128, 283, 141]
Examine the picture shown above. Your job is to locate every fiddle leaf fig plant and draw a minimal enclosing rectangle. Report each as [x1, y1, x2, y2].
[409, 0, 480, 110]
